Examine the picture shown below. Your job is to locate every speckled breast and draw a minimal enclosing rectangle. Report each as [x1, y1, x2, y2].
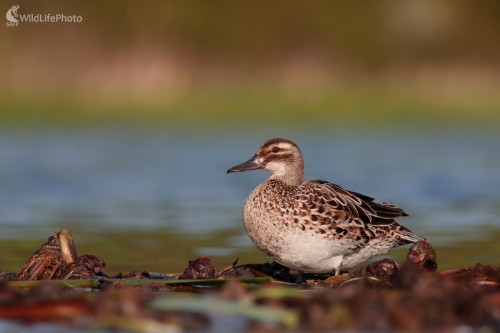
[242, 180, 297, 259]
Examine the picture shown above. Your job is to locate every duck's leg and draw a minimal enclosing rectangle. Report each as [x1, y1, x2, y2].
[295, 270, 304, 284]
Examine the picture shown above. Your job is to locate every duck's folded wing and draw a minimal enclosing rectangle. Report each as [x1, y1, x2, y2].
[304, 179, 408, 226]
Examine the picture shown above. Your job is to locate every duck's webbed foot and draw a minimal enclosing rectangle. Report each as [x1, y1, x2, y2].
[295, 270, 304, 284]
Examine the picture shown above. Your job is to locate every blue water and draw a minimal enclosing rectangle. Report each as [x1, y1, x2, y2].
[0, 125, 499, 247]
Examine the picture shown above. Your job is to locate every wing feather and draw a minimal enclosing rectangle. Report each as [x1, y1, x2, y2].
[303, 179, 408, 226]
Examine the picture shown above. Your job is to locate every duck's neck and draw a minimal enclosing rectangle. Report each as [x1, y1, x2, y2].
[270, 160, 304, 187]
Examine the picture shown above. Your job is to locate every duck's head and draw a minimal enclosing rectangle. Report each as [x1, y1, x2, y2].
[227, 137, 304, 185]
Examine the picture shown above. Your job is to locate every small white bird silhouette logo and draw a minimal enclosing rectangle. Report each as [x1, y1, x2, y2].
[6, 4, 20, 27]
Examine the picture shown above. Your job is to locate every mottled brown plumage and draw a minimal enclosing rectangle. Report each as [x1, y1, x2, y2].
[228, 137, 423, 277]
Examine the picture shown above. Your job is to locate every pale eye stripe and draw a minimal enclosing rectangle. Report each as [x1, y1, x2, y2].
[277, 142, 293, 149]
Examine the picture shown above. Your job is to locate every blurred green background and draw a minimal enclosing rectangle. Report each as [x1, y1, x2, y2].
[1, 1, 499, 275]
[2, 0, 500, 126]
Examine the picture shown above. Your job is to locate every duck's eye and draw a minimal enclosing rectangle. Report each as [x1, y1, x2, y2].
[272, 147, 280, 153]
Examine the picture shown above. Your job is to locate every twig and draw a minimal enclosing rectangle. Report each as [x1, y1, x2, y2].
[58, 229, 78, 265]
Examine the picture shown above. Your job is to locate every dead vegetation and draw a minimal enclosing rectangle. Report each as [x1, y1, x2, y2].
[0, 229, 498, 332]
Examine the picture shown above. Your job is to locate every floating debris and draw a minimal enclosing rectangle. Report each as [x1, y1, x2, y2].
[16, 230, 106, 280]
[179, 256, 216, 279]
[0, 230, 498, 332]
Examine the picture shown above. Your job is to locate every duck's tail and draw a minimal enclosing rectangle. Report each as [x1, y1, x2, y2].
[393, 223, 425, 246]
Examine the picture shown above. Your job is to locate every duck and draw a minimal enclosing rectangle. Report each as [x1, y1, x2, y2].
[227, 137, 423, 280]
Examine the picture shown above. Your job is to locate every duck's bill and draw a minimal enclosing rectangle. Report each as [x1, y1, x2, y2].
[227, 156, 263, 173]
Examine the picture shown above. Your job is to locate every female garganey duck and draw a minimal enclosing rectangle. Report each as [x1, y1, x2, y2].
[227, 137, 423, 280]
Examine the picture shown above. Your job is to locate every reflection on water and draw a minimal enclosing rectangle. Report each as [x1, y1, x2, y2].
[0, 125, 499, 272]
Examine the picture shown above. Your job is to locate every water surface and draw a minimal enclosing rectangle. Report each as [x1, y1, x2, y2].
[0, 125, 498, 273]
